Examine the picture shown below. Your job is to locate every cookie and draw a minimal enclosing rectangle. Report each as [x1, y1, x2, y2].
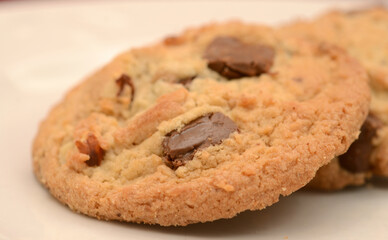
[33, 21, 369, 225]
[280, 8, 388, 190]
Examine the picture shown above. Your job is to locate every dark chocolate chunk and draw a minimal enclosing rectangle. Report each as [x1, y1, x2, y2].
[204, 36, 275, 79]
[177, 76, 196, 88]
[115, 74, 135, 101]
[75, 134, 105, 167]
[162, 112, 238, 169]
[339, 114, 383, 173]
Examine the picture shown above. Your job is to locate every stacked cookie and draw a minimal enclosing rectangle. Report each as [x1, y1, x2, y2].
[280, 8, 388, 190]
[32, 8, 387, 226]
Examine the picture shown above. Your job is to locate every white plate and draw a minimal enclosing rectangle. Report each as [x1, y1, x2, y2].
[1, 1, 387, 239]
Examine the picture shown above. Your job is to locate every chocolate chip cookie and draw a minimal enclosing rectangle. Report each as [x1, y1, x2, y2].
[280, 8, 388, 190]
[33, 22, 369, 225]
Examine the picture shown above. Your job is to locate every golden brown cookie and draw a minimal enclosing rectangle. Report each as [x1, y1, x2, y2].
[33, 21, 369, 225]
[280, 8, 388, 190]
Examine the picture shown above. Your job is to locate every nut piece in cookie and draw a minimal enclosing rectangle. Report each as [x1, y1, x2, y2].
[75, 134, 105, 167]
[115, 74, 135, 100]
[162, 112, 238, 169]
[204, 36, 274, 79]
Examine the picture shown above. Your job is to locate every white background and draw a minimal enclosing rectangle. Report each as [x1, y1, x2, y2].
[1, 1, 388, 239]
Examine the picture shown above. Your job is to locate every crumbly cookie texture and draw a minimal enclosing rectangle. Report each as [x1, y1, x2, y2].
[280, 8, 388, 190]
[33, 21, 369, 225]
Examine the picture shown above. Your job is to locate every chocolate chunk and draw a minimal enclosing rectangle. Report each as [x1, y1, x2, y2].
[75, 134, 105, 167]
[339, 114, 384, 173]
[177, 76, 196, 88]
[204, 36, 275, 79]
[115, 74, 135, 101]
[162, 112, 238, 169]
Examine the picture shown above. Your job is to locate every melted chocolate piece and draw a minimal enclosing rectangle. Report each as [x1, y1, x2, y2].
[115, 74, 135, 101]
[162, 112, 238, 168]
[204, 36, 275, 79]
[339, 114, 383, 173]
[75, 134, 105, 167]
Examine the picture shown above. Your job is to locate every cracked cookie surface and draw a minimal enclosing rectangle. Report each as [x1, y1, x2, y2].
[33, 21, 369, 225]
